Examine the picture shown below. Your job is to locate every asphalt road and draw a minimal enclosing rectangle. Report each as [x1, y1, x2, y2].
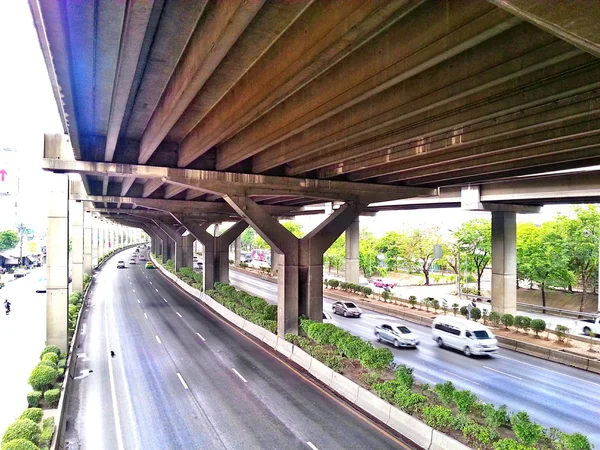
[230, 271, 600, 447]
[63, 249, 408, 450]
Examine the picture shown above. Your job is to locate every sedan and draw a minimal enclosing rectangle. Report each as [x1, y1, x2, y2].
[375, 323, 419, 348]
[129, 259, 136, 264]
[332, 301, 362, 318]
[117, 261, 126, 269]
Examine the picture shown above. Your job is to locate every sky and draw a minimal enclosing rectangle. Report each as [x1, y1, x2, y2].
[0, 1, 581, 238]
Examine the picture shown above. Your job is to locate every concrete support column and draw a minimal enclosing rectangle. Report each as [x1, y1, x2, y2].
[225, 197, 361, 334]
[91, 218, 99, 268]
[178, 218, 247, 291]
[83, 212, 93, 275]
[148, 224, 171, 263]
[491, 211, 517, 315]
[345, 218, 360, 284]
[154, 221, 183, 271]
[70, 200, 84, 292]
[182, 235, 194, 269]
[46, 174, 69, 353]
[234, 236, 241, 266]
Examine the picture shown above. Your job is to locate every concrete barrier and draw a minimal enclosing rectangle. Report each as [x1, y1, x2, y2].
[330, 372, 360, 403]
[587, 359, 600, 375]
[430, 430, 472, 450]
[548, 350, 590, 370]
[387, 406, 433, 450]
[515, 341, 551, 359]
[309, 358, 334, 386]
[275, 337, 294, 358]
[355, 387, 391, 424]
[262, 330, 278, 349]
[290, 346, 312, 371]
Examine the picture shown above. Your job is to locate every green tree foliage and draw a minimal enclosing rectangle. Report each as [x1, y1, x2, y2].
[359, 230, 379, 278]
[323, 234, 345, 275]
[240, 227, 256, 250]
[375, 231, 407, 271]
[0, 230, 18, 251]
[281, 221, 304, 238]
[454, 219, 491, 295]
[403, 227, 443, 285]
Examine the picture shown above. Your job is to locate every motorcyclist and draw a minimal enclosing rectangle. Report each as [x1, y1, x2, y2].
[4, 299, 10, 315]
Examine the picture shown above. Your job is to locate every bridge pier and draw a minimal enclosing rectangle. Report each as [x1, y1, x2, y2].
[148, 224, 171, 264]
[491, 211, 517, 315]
[154, 220, 185, 272]
[83, 212, 93, 275]
[70, 199, 84, 292]
[345, 218, 360, 284]
[234, 236, 241, 267]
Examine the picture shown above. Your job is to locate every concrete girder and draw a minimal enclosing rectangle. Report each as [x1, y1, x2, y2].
[215, 4, 519, 170]
[176, 0, 424, 167]
[288, 53, 598, 178]
[121, 177, 136, 196]
[253, 24, 578, 174]
[380, 129, 600, 185]
[370, 110, 600, 183]
[142, 178, 164, 197]
[322, 86, 600, 180]
[138, 0, 265, 164]
[124, 1, 209, 139]
[164, 185, 187, 199]
[41, 157, 434, 204]
[104, 1, 155, 161]
[488, 0, 600, 59]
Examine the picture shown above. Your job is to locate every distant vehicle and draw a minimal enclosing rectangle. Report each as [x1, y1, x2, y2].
[117, 261, 126, 269]
[139, 255, 146, 261]
[251, 249, 268, 262]
[135, 248, 139, 253]
[375, 323, 419, 348]
[35, 277, 47, 293]
[576, 317, 600, 336]
[332, 301, 362, 318]
[129, 259, 136, 264]
[14, 269, 27, 278]
[145, 262, 155, 269]
[432, 316, 498, 357]
[373, 278, 396, 289]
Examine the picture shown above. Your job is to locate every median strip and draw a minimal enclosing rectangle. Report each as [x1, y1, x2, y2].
[177, 372, 189, 390]
[232, 368, 248, 383]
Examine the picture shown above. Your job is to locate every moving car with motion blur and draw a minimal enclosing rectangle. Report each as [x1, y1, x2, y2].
[432, 316, 498, 357]
[375, 323, 419, 348]
[332, 301, 362, 318]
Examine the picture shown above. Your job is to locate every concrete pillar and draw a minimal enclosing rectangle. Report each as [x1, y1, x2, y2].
[46, 174, 69, 353]
[225, 197, 361, 334]
[492, 211, 517, 315]
[91, 217, 99, 268]
[83, 212, 93, 274]
[345, 218, 360, 284]
[70, 200, 84, 292]
[234, 236, 241, 266]
[178, 218, 247, 291]
[148, 224, 171, 263]
[154, 221, 184, 271]
[182, 235, 194, 269]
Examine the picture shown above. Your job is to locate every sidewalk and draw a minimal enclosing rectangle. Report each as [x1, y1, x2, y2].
[0, 268, 47, 438]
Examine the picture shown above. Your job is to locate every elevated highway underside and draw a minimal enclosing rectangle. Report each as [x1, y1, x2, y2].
[32, 0, 600, 334]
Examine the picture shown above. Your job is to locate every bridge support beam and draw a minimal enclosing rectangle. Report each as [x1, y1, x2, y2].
[491, 211, 517, 315]
[345, 218, 360, 284]
[154, 220, 184, 271]
[225, 197, 361, 335]
[182, 235, 194, 270]
[234, 236, 241, 266]
[148, 224, 171, 263]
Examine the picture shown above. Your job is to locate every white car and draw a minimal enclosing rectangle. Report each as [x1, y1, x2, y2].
[432, 316, 498, 356]
[375, 323, 419, 347]
[117, 261, 126, 269]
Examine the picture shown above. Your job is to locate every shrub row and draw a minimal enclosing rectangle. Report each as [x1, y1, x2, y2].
[2, 410, 56, 449]
[67, 291, 84, 337]
[324, 279, 373, 296]
[207, 282, 277, 333]
[284, 319, 590, 450]
[177, 267, 203, 292]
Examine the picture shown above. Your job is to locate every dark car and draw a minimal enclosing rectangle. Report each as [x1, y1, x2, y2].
[332, 301, 362, 318]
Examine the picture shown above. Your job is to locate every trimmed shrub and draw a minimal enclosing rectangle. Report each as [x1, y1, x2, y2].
[501, 313, 514, 329]
[327, 279, 339, 289]
[394, 388, 427, 414]
[28, 365, 58, 392]
[511, 411, 543, 447]
[372, 380, 403, 403]
[361, 286, 373, 296]
[453, 389, 478, 415]
[338, 335, 371, 360]
[560, 433, 593, 450]
[530, 319, 546, 336]
[482, 403, 509, 428]
[520, 316, 531, 332]
[421, 405, 456, 431]
[18, 409, 42, 424]
[489, 311, 501, 326]
[514, 315, 526, 331]
[434, 381, 456, 406]
[40, 346, 61, 360]
[460, 306, 468, 317]
[37, 361, 57, 370]
[39, 417, 55, 448]
[1, 419, 40, 446]
[44, 389, 61, 407]
[462, 422, 498, 447]
[1, 439, 40, 450]
[470, 307, 481, 321]
[26, 392, 42, 408]
[394, 365, 414, 390]
[42, 353, 59, 364]
[360, 347, 394, 371]
[57, 359, 66, 369]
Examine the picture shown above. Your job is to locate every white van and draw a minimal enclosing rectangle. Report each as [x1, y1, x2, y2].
[432, 316, 498, 356]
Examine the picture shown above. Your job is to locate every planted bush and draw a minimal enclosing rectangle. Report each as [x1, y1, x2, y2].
[327, 279, 339, 289]
[493, 438, 536, 450]
[37, 361, 57, 370]
[372, 380, 404, 403]
[482, 403, 509, 429]
[489, 311, 501, 326]
[26, 392, 42, 408]
[18, 408, 42, 424]
[461, 422, 498, 447]
[421, 405, 456, 431]
[40, 346, 61, 360]
[394, 365, 414, 390]
[453, 389, 478, 415]
[42, 352, 59, 364]
[434, 381, 456, 406]
[501, 314, 514, 329]
[44, 389, 61, 407]
[511, 412, 543, 447]
[470, 307, 482, 321]
[560, 432, 592, 450]
[1, 438, 40, 450]
[394, 388, 426, 414]
[39, 417, 55, 448]
[360, 347, 394, 371]
[1, 419, 40, 446]
[28, 365, 58, 392]
[530, 319, 546, 336]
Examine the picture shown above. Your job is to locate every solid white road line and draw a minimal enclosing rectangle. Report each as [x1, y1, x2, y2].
[144, 313, 148, 319]
[307, 442, 319, 450]
[137, 299, 140, 304]
[155, 336, 162, 344]
[196, 333, 206, 341]
[177, 373, 189, 390]
[484, 366, 523, 380]
[176, 312, 182, 318]
[104, 300, 125, 450]
[232, 368, 248, 383]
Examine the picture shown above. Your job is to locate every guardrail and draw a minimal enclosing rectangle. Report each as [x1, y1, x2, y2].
[516, 303, 598, 319]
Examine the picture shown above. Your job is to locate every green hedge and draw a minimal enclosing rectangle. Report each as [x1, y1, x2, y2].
[41, 353, 58, 365]
[43, 389, 60, 408]
[39, 346, 60, 360]
[18, 409, 42, 424]
[1, 439, 40, 450]
[26, 392, 42, 408]
[39, 417, 54, 448]
[1, 420, 40, 446]
[28, 366, 58, 392]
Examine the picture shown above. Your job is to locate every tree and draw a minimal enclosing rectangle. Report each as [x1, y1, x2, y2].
[0, 230, 18, 251]
[359, 230, 379, 278]
[281, 221, 304, 238]
[324, 234, 345, 275]
[240, 228, 256, 250]
[404, 227, 443, 285]
[376, 231, 406, 271]
[454, 219, 491, 295]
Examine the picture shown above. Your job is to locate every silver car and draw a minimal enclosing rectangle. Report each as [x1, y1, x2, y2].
[375, 323, 419, 348]
[332, 301, 362, 318]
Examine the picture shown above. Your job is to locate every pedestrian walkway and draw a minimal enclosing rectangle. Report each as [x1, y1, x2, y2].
[0, 268, 47, 438]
